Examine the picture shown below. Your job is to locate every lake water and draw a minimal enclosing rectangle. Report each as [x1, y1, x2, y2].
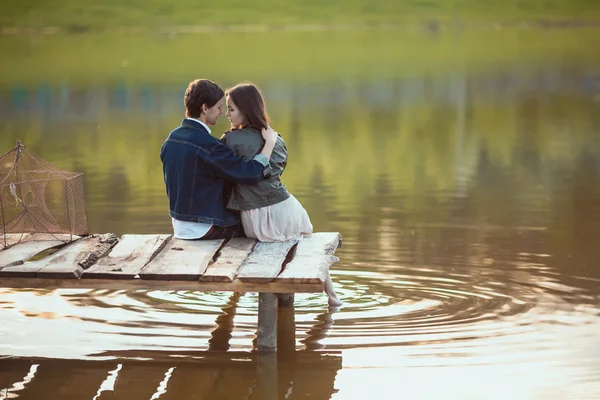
[1, 27, 600, 399]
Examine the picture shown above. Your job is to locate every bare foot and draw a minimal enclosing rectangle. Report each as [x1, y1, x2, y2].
[328, 297, 343, 307]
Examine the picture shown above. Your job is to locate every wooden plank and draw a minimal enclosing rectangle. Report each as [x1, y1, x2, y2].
[0, 233, 31, 249]
[200, 238, 257, 282]
[0, 234, 115, 278]
[0, 233, 79, 250]
[82, 234, 171, 279]
[0, 233, 80, 269]
[140, 238, 224, 280]
[23, 233, 80, 242]
[236, 240, 297, 283]
[274, 233, 341, 284]
[0, 240, 66, 269]
[0, 276, 324, 293]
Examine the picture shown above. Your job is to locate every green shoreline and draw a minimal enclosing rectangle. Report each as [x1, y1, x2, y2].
[1, 0, 599, 31]
[2, 28, 599, 87]
[1, 19, 599, 36]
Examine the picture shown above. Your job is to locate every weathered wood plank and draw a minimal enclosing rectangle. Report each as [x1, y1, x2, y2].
[236, 240, 297, 283]
[23, 233, 80, 242]
[274, 233, 341, 284]
[0, 233, 32, 249]
[200, 238, 257, 282]
[0, 234, 116, 278]
[0, 234, 80, 270]
[0, 239, 68, 270]
[82, 234, 171, 279]
[0, 277, 324, 293]
[0, 233, 79, 250]
[140, 238, 224, 281]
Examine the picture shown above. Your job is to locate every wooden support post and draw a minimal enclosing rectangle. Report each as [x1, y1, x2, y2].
[257, 292, 278, 352]
[278, 293, 294, 307]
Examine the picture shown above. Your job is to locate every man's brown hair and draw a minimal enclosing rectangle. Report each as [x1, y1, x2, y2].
[225, 83, 270, 130]
[184, 79, 224, 118]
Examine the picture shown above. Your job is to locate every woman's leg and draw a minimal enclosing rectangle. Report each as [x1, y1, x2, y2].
[324, 272, 342, 307]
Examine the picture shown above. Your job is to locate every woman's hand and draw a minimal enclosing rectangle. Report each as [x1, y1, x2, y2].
[258, 126, 278, 161]
[261, 126, 278, 144]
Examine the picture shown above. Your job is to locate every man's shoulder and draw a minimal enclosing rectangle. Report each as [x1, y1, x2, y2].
[165, 126, 195, 146]
[167, 123, 217, 147]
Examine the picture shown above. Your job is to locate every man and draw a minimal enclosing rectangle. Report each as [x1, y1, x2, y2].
[160, 79, 278, 240]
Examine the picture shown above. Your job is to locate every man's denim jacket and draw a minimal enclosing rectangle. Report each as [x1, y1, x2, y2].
[160, 119, 271, 227]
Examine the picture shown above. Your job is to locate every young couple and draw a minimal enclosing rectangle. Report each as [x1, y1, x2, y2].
[160, 78, 342, 306]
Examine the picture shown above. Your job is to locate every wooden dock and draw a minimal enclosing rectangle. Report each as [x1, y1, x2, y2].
[0, 232, 342, 352]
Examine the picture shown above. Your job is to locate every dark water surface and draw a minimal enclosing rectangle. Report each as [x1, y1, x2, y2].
[1, 28, 600, 399]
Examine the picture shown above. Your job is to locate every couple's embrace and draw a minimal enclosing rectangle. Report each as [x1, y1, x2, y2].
[160, 78, 341, 306]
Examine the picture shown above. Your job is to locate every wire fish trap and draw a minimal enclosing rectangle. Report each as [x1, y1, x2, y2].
[0, 141, 89, 249]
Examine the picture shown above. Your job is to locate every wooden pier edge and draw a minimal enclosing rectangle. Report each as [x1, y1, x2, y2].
[0, 232, 342, 352]
[0, 276, 324, 293]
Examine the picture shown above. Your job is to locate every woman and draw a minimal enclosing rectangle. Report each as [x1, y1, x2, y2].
[222, 83, 342, 307]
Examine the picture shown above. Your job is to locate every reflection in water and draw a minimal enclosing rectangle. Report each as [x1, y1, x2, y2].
[1, 28, 600, 398]
[92, 364, 121, 400]
[149, 366, 174, 400]
[0, 364, 38, 400]
[0, 352, 342, 400]
[208, 292, 241, 352]
[303, 310, 335, 351]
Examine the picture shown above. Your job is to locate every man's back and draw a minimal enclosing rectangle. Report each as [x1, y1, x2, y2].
[161, 118, 271, 227]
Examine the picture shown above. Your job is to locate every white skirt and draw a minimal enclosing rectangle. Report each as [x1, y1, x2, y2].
[241, 195, 313, 242]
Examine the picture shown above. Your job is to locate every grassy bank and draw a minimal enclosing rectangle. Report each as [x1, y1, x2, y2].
[2, 28, 599, 87]
[1, 0, 599, 29]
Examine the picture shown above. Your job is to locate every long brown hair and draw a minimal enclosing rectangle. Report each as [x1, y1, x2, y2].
[225, 83, 270, 130]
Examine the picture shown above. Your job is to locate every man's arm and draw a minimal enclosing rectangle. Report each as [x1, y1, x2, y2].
[205, 128, 278, 184]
